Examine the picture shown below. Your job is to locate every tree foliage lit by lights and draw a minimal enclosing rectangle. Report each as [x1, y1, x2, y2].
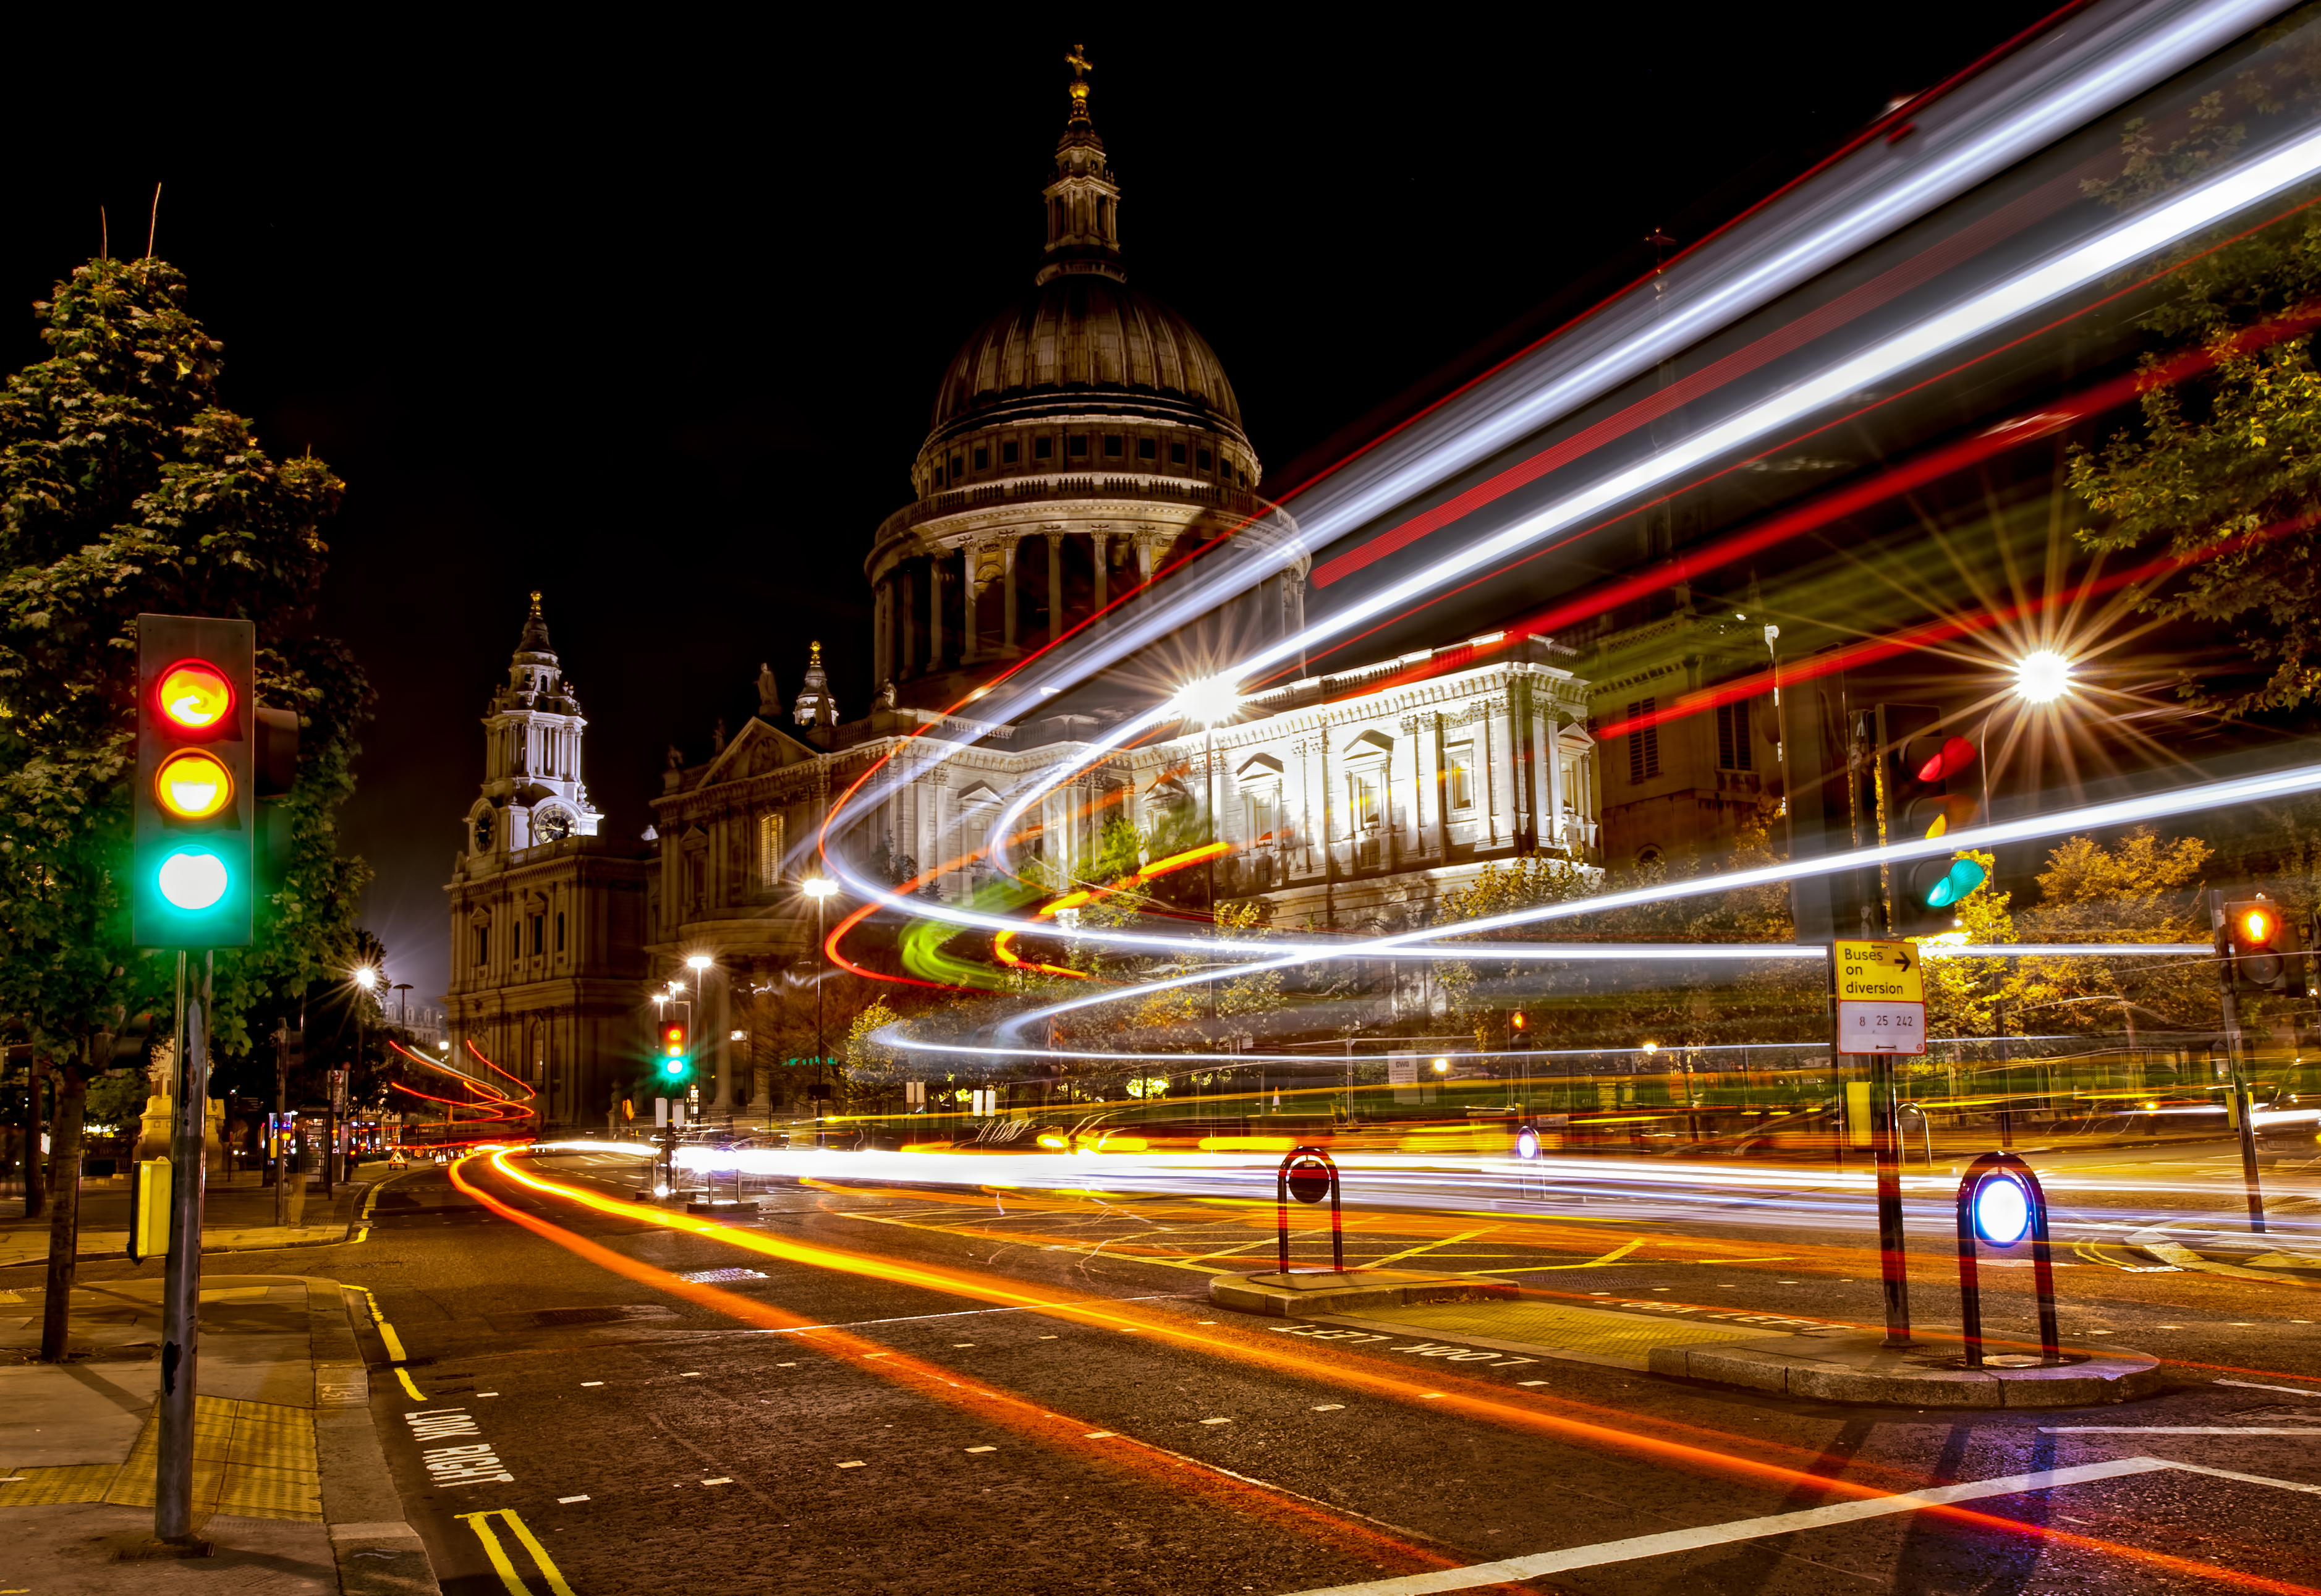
[0, 256, 373, 1332]
[2068, 36, 2321, 714]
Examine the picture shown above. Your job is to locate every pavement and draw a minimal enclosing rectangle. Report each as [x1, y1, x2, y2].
[0, 1170, 378, 1269]
[0, 1269, 438, 1595]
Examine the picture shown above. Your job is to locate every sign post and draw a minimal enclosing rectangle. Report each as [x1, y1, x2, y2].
[1834, 938, 1927, 1348]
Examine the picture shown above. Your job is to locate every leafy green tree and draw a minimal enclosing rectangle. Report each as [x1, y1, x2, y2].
[2066, 36, 2321, 712]
[0, 255, 371, 1357]
[2009, 828, 2218, 1038]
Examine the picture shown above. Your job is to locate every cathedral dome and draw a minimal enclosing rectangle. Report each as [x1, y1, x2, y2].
[927, 276, 1246, 443]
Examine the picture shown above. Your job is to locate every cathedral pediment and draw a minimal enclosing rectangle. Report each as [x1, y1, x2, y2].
[700, 716, 824, 787]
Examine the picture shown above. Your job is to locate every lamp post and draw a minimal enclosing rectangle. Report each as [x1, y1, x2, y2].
[346, 964, 379, 1192]
[1169, 676, 1241, 1024]
[803, 877, 839, 1127]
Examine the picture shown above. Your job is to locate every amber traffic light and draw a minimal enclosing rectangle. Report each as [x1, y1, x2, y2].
[155, 749, 235, 820]
[2224, 894, 2293, 993]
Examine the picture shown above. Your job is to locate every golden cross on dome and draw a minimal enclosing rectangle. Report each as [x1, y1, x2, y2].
[810, 640, 823, 662]
[1065, 42, 1092, 121]
[527, 589, 543, 616]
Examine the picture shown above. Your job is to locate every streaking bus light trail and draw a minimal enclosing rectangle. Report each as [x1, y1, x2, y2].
[836, 119, 2321, 967]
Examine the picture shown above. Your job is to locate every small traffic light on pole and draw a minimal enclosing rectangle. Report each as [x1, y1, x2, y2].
[135, 616, 257, 949]
[2223, 895, 2294, 993]
[1878, 704, 1987, 937]
[659, 1016, 690, 1080]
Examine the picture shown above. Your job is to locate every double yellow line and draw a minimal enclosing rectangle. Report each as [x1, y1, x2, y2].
[457, 1509, 575, 1596]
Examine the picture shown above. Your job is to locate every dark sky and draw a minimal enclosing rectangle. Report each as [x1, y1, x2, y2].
[4, 9, 2059, 1002]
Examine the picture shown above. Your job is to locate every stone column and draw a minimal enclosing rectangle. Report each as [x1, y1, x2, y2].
[1001, 538, 1019, 652]
[710, 964, 732, 1114]
[900, 568, 917, 678]
[1090, 530, 1109, 611]
[1132, 532, 1157, 589]
[1045, 533, 1064, 642]
[961, 545, 982, 668]
[928, 554, 946, 669]
[873, 580, 892, 689]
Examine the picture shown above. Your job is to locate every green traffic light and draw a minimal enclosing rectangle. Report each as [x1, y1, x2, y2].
[157, 847, 231, 910]
[1924, 857, 1988, 909]
[661, 1058, 686, 1077]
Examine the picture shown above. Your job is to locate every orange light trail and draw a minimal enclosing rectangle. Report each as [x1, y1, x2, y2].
[472, 1150, 2314, 1593]
[445, 1152, 1459, 1579]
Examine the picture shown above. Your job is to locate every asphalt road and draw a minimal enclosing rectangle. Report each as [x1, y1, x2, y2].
[253, 1142, 2319, 1596]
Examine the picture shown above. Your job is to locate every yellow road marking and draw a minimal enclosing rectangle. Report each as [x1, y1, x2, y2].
[1362, 1229, 1491, 1269]
[347, 1282, 424, 1398]
[457, 1508, 577, 1596]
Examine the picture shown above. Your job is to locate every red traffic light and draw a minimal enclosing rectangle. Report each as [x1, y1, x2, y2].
[1914, 735, 1977, 784]
[157, 660, 234, 732]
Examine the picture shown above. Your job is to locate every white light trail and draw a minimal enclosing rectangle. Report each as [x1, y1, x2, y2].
[835, 110, 2321, 972]
[965, 757, 2321, 1043]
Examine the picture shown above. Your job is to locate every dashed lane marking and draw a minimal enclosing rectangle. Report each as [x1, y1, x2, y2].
[2218, 1378, 2321, 1397]
[702, 1477, 732, 1485]
[580, 1381, 604, 1387]
[456, 1508, 575, 1596]
[1200, 1418, 1231, 1425]
[965, 1446, 997, 1453]
[1313, 1404, 1345, 1412]
[836, 1461, 865, 1469]
[2039, 1425, 2321, 1435]
[556, 1495, 588, 1503]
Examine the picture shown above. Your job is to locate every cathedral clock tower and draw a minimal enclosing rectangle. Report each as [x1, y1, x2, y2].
[444, 592, 653, 1135]
[465, 591, 603, 859]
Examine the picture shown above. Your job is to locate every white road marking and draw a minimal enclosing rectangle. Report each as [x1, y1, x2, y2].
[477, 1392, 499, 1398]
[1200, 1417, 1231, 1425]
[837, 1461, 865, 1469]
[680, 1372, 702, 1378]
[702, 1477, 731, 1485]
[558, 1495, 588, 1503]
[1313, 1404, 1345, 1412]
[1420, 1394, 1444, 1400]
[1518, 1381, 1550, 1387]
[2039, 1426, 2321, 1435]
[582, 1381, 604, 1387]
[1274, 1458, 2173, 1595]
[953, 1343, 975, 1348]
[1084, 1432, 1114, 1439]
[776, 1362, 797, 1367]
[2218, 1378, 2321, 1398]
[965, 1446, 997, 1453]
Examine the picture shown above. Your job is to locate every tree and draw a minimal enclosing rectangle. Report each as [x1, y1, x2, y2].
[2066, 36, 2321, 713]
[0, 255, 371, 1358]
[2009, 828, 2217, 1038]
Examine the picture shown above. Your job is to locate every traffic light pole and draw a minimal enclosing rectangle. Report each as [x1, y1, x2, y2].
[272, 1025, 288, 1228]
[156, 950, 210, 1548]
[2211, 890, 2267, 1234]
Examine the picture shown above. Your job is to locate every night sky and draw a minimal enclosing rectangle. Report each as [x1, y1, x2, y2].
[4, 10, 2056, 1001]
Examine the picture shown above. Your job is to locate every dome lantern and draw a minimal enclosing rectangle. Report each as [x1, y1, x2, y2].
[1038, 42, 1125, 287]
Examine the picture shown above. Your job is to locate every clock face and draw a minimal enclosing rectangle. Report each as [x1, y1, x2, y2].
[535, 807, 572, 843]
[473, 810, 495, 851]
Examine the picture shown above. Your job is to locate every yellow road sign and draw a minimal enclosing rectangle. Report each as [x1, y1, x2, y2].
[1834, 939, 1925, 1003]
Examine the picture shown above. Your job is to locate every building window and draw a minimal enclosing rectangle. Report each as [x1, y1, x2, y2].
[758, 812, 784, 890]
[974, 446, 989, 470]
[1446, 742, 1475, 810]
[949, 453, 963, 480]
[1033, 436, 1051, 461]
[556, 911, 566, 954]
[1627, 698, 1661, 783]
[1068, 434, 1088, 458]
[1170, 442, 1187, 465]
[1347, 767, 1383, 831]
[1104, 434, 1123, 457]
[1197, 448, 1213, 472]
[1138, 437, 1156, 460]
[473, 925, 488, 966]
[510, 923, 520, 958]
[1245, 787, 1279, 844]
[1716, 699, 1752, 771]
[531, 915, 544, 956]
[1003, 439, 1020, 464]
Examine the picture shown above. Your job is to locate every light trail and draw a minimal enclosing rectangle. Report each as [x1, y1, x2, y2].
[470, 1147, 2315, 1593]
[974, 758, 2321, 1041]
[832, 114, 2321, 986]
[443, 1154, 1459, 1579]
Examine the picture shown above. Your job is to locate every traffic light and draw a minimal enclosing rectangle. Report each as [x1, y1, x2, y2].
[658, 1016, 690, 1079]
[1509, 1010, 1529, 1050]
[1879, 703, 1987, 937]
[2224, 894, 2294, 993]
[135, 616, 255, 948]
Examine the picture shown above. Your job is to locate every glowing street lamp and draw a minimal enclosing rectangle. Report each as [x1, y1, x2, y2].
[2012, 650, 2073, 705]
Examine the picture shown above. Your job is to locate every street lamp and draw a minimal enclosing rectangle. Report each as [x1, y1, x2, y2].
[803, 877, 840, 1127]
[1169, 676, 1241, 1021]
[2013, 649, 2073, 705]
